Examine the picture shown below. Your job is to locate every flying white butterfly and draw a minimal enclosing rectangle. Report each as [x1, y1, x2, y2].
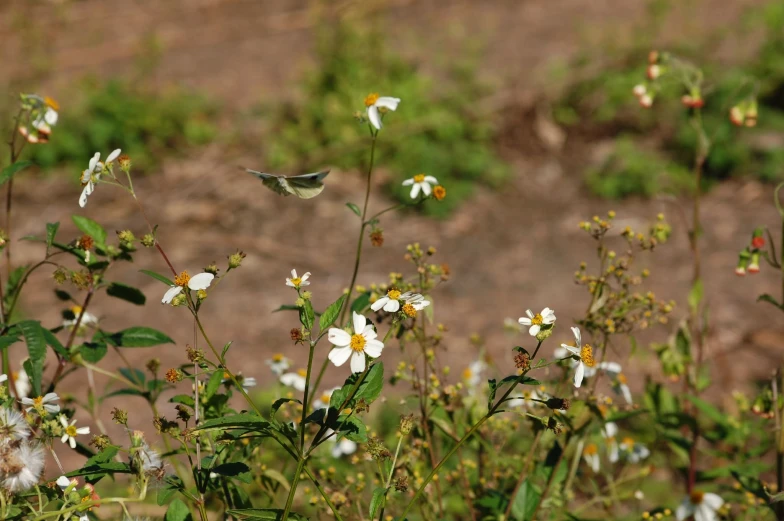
[245, 168, 330, 199]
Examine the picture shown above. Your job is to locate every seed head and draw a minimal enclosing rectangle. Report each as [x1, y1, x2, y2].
[514, 352, 531, 372]
[111, 408, 128, 425]
[117, 154, 132, 171]
[291, 328, 304, 343]
[228, 250, 246, 269]
[53, 267, 68, 285]
[370, 229, 384, 247]
[399, 414, 416, 435]
[165, 368, 184, 383]
[545, 397, 570, 411]
[146, 358, 160, 374]
[186, 345, 205, 363]
[433, 185, 447, 201]
[90, 434, 111, 450]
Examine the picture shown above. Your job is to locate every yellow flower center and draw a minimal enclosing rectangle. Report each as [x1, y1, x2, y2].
[70, 306, 83, 317]
[402, 303, 417, 317]
[580, 345, 596, 367]
[531, 313, 544, 325]
[463, 368, 473, 379]
[44, 96, 60, 111]
[174, 271, 191, 287]
[584, 443, 598, 456]
[290, 277, 302, 287]
[690, 491, 705, 505]
[272, 354, 284, 362]
[433, 185, 446, 201]
[223, 371, 230, 379]
[350, 334, 366, 353]
[387, 289, 401, 300]
[622, 436, 635, 447]
[364, 93, 380, 107]
[66, 425, 78, 437]
[33, 396, 44, 407]
[413, 174, 426, 183]
[297, 368, 308, 377]
[320, 393, 330, 404]
[617, 373, 627, 385]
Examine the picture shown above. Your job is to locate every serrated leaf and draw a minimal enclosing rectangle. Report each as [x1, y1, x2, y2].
[18, 320, 46, 362]
[79, 341, 108, 364]
[319, 294, 346, 331]
[108, 327, 174, 347]
[140, 269, 175, 286]
[511, 480, 541, 521]
[758, 294, 784, 311]
[369, 487, 388, 519]
[351, 292, 370, 313]
[346, 202, 362, 217]
[299, 300, 315, 330]
[72, 215, 107, 247]
[329, 362, 384, 410]
[41, 328, 67, 357]
[157, 476, 185, 506]
[164, 498, 193, 521]
[195, 413, 270, 432]
[684, 394, 728, 427]
[0, 160, 34, 186]
[106, 282, 146, 306]
[335, 414, 367, 442]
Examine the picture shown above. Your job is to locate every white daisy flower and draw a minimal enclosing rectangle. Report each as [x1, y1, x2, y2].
[559, 327, 597, 388]
[518, 308, 556, 337]
[79, 149, 121, 208]
[161, 270, 214, 304]
[280, 369, 308, 392]
[313, 387, 340, 411]
[265, 354, 292, 376]
[285, 269, 311, 289]
[59, 415, 90, 449]
[599, 361, 633, 405]
[326, 429, 358, 458]
[402, 174, 438, 199]
[602, 422, 620, 463]
[371, 289, 405, 313]
[56, 475, 71, 491]
[1, 442, 45, 493]
[402, 292, 430, 310]
[462, 359, 488, 389]
[507, 389, 541, 409]
[327, 312, 384, 373]
[619, 436, 650, 463]
[0, 406, 30, 440]
[21, 393, 61, 415]
[12, 368, 31, 398]
[364, 93, 400, 130]
[583, 443, 600, 473]
[221, 372, 257, 392]
[63, 305, 98, 330]
[676, 491, 724, 521]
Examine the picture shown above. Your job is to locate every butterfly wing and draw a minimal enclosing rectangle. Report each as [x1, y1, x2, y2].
[282, 170, 330, 199]
[245, 169, 291, 196]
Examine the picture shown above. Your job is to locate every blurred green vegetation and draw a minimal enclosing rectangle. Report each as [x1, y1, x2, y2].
[263, 21, 508, 217]
[26, 78, 218, 172]
[555, 0, 784, 199]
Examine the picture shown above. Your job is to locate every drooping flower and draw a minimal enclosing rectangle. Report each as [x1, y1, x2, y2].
[364, 93, 400, 130]
[518, 308, 556, 337]
[0, 407, 30, 440]
[600, 362, 633, 404]
[619, 436, 650, 463]
[265, 354, 292, 376]
[10, 367, 31, 398]
[59, 415, 90, 449]
[676, 491, 724, 521]
[280, 369, 307, 392]
[79, 149, 121, 208]
[0, 442, 45, 492]
[402, 174, 438, 199]
[21, 393, 61, 415]
[286, 269, 311, 289]
[327, 312, 384, 373]
[602, 422, 620, 463]
[583, 443, 600, 473]
[161, 271, 214, 304]
[559, 327, 597, 388]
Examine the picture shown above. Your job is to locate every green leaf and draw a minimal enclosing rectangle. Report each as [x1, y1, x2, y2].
[18, 320, 46, 362]
[330, 362, 385, 410]
[195, 413, 270, 432]
[157, 476, 185, 506]
[106, 282, 146, 306]
[79, 342, 108, 363]
[351, 292, 370, 313]
[41, 328, 68, 357]
[510, 480, 541, 521]
[225, 509, 308, 520]
[0, 160, 34, 186]
[66, 447, 132, 484]
[688, 279, 703, 314]
[369, 487, 388, 519]
[211, 462, 250, 478]
[72, 215, 107, 247]
[23, 358, 42, 397]
[204, 369, 224, 400]
[684, 395, 729, 427]
[335, 414, 367, 442]
[346, 202, 362, 217]
[319, 294, 346, 331]
[140, 269, 175, 286]
[164, 498, 194, 521]
[758, 294, 784, 311]
[299, 300, 315, 330]
[46, 222, 59, 250]
[108, 327, 174, 347]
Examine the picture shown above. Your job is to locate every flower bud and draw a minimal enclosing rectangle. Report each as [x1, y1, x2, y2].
[165, 368, 184, 383]
[204, 262, 219, 275]
[111, 407, 128, 425]
[399, 414, 415, 435]
[146, 358, 160, 373]
[228, 250, 246, 269]
[535, 327, 554, 342]
[545, 397, 570, 410]
[118, 154, 132, 171]
[141, 234, 155, 248]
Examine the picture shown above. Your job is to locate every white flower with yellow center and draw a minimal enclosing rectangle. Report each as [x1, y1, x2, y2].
[280, 368, 308, 392]
[221, 372, 256, 391]
[619, 436, 650, 463]
[676, 491, 724, 521]
[602, 422, 620, 463]
[583, 442, 600, 473]
[372, 289, 404, 313]
[266, 353, 291, 376]
[286, 269, 311, 289]
[600, 361, 633, 404]
[21, 392, 61, 415]
[59, 415, 90, 449]
[63, 305, 98, 330]
[402, 174, 438, 199]
[327, 312, 384, 373]
[518, 307, 556, 337]
[559, 327, 597, 388]
[79, 149, 121, 208]
[12, 368, 31, 398]
[326, 428, 358, 458]
[161, 270, 214, 304]
[313, 387, 340, 411]
[364, 93, 400, 130]
[462, 359, 487, 388]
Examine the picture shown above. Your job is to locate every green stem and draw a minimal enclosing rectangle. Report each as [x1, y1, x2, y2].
[300, 340, 317, 451]
[281, 457, 307, 521]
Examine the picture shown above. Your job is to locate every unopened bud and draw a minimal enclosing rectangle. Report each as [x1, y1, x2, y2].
[117, 154, 132, 171]
[204, 262, 219, 275]
[545, 397, 570, 410]
[399, 414, 415, 435]
[186, 345, 205, 363]
[141, 234, 155, 248]
[146, 358, 160, 373]
[228, 250, 246, 269]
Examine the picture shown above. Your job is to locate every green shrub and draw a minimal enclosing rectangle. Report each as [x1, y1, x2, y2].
[264, 22, 508, 217]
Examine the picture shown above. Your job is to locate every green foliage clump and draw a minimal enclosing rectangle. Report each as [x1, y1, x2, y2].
[265, 22, 508, 216]
[28, 79, 218, 172]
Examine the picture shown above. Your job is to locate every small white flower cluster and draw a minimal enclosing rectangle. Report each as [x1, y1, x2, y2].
[80, 149, 122, 208]
[582, 422, 650, 474]
[18, 94, 59, 144]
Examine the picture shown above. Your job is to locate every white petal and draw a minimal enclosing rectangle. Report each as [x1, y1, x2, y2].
[69, 437, 76, 449]
[328, 328, 351, 346]
[60, 415, 69, 428]
[61, 434, 69, 444]
[421, 182, 432, 196]
[88, 152, 100, 172]
[571, 326, 581, 346]
[290, 269, 298, 279]
[106, 149, 121, 163]
[352, 312, 366, 334]
[603, 422, 618, 438]
[56, 475, 70, 489]
[410, 183, 421, 199]
[423, 176, 438, 184]
[370, 297, 388, 312]
[328, 346, 352, 367]
[162, 286, 182, 304]
[676, 501, 694, 521]
[561, 345, 580, 356]
[300, 272, 310, 281]
[286, 279, 295, 287]
[696, 504, 717, 521]
[599, 361, 622, 375]
[0, 374, 6, 383]
[44, 108, 58, 125]
[339, 438, 357, 455]
[79, 183, 92, 208]
[702, 493, 723, 511]
[574, 363, 585, 388]
[367, 105, 382, 130]
[350, 352, 366, 373]
[383, 299, 400, 312]
[412, 300, 430, 310]
[621, 385, 633, 404]
[363, 339, 383, 358]
[608, 443, 619, 463]
[528, 324, 541, 336]
[76, 427, 90, 435]
[519, 317, 533, 326]
[375, 97, 400, 111]
[188, 273, 214, 290]
[362, 325, 377, 339]
[402, 178, 414, 186]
